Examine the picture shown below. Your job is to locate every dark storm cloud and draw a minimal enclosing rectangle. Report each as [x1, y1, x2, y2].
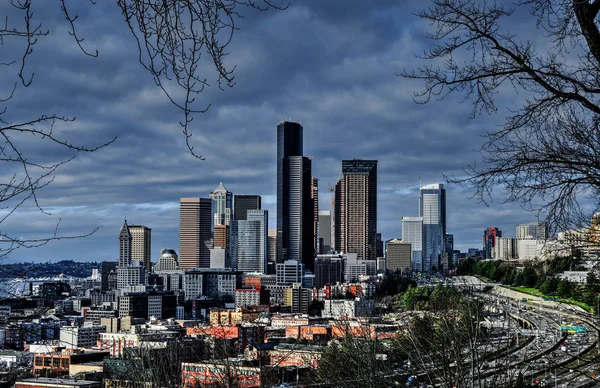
[1, 1, 542, 263]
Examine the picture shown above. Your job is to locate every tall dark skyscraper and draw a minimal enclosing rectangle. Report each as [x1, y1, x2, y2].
[276, 121, 314, 271]
[311, 177, 319, 255]
[334, 159, 378, 261]
[234, 195, 262, 221]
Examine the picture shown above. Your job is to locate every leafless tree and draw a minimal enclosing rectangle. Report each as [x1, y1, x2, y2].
[402, 0, 600, 237]
[1, 0, 284, 259]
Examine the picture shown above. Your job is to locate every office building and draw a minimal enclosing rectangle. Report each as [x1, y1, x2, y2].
[116, 263, 145, 290]
[318, 210, 332, 254]
[517, 239, 545, 261]
[128, 225, 151, 269]
[483, 227, 502, 260]
[268, 230, 277, 264]
[311, 177, 319, 255]
[276, 259, 304, 285]
[183, 268, 242, 301]
[154, 249, 180, 272]
[283, 283, 312, 314]
[210, 247, 228, 268]
[60, 325, 106, 349]
[493, 237, 517, 260]
[230, 209, 268, 273]
[445, 234, 455, 268]
[179, 198, 213, 269]
[334, 159, 378, 261]
[344, 253, 376, 282]
[234, 194, 261, 221]
[214, 224, 229, 268]
[118, 220, 132, 267]
[117, 220, 145, 289]
[314, 255, 344, 288]
[385, 239, 411, 274]
[402, 216, 423, 272]
[101, 262, 117, 292]
[276, 120, 314, 271]
[214, 224, 228, 250]
[376, 233, 384, 258]
[516, 222, 547, 240]
[420, 183, 446, 272]
[210, 182, 233, 226]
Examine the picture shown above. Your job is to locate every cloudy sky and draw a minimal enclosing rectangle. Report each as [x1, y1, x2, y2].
[0, 1, 541, 264]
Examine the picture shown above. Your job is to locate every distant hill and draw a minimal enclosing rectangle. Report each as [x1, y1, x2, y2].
[0, 260, 100, 279]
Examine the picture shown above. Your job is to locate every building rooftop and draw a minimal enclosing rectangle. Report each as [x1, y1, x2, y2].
[16, 378, 101, 387]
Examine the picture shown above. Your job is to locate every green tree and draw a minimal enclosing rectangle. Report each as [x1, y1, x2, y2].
[402, 286, 430, 310]
[557, 278, 574, 299]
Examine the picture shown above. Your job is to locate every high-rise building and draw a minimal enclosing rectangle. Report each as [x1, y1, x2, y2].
[420, 183, 446, 272]
[311, 177, 319, 255]
[214, 224, 229, 267]
[334, 159, 378, 261]
[267, 230, 277, 263]
[234, 195, 261, 221]
[483, 227, 502, 259]
[318, 210, 332, 254]
[276, 259, 305, 285]
[283, 283, 312, 314]
[276, 121, 314, 271]
[494, 237, 517, 260]
[179, 198, 213, 269]
[128, 225, 151, 269]
[314, 255, 344, 288]
[118, 220, 132, 267]
[516, 222, 547, 240]
[445, 234, 454, 268]
[385, 239, 412, 274]
[230, 210, 268, 273]
[376, 233, 384, 258]
[210, 183, 233, 226]
[116, 220, 145, 290]
[214, 224, 229, 249]
[101, 262, 117, 292]
[402, 216, 423, 272]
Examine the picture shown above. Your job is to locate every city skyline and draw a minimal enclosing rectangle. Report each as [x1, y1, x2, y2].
[0, 2, 550, 264]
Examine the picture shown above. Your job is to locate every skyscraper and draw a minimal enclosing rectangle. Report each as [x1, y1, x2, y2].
[311, 177, 319, 255]
[276, 121, 314, 271]
[318, 210, 332, 254]
[402, 216, 423, 272]
[230, 210, 268, 273]
[516, 222, 547, 240]
[179, 198, 213, 269]
[117, 220, 145, 290]
[128, 225, 151, 269]
[334, 159, 378, 261]
[420, 183, 446, 272]
[210, 182, 233, 226]
[234, 195, 261, 221]
[118, 219, 132, 267]
[385, 238, 412, 274]
[376, 232, 384, 258]
[483, 227, 501, 259]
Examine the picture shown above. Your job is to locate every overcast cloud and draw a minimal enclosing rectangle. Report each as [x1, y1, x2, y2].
[0, 1, 542, 264]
